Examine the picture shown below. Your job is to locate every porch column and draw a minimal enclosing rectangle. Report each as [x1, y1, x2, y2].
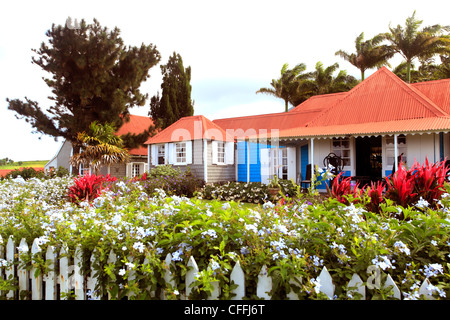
[203, 139, 208, 183]
[310, 138, 315, 188]
[394, 134, 399, 172]
[247, 141, 250, 183]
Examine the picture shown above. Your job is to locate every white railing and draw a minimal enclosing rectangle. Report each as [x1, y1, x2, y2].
[0, 236, 435, 300]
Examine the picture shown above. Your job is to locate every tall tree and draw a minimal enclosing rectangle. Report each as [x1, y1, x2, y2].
[149, 52, 194, 129]
[70, 121, 130, 175]
[383, 11, 450, 83]
[6, 18, 160, 173]
[335, 32, 394, 80]
[302, 62, 358, 96]
[256, 63, 311, 112]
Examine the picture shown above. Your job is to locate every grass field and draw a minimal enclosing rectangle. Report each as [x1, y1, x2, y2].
[0, 160, 48, 170]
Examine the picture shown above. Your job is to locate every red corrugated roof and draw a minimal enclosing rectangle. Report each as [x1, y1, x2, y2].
[116, 114, 154, 156]
[289, 92, 346, 113]
[145, 115, 234, 144]
[412, 79, 450, 114]
[271, 117, 450, 139]
[212, 109, 324, 139]
[306, 67, 448, 128]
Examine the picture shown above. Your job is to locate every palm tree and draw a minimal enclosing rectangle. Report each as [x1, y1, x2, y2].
[303, 62, 358, 96]
[383, 11, 450, 83]
[70, 121, 130, 175]
[335, 32, 394, 80]
[257, 63, 311, 112]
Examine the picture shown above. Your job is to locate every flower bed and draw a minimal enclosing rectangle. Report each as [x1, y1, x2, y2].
[0, 171, 449, 300]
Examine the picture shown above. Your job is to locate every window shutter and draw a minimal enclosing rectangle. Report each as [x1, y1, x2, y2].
[168, 143, 174, 164]
[287, 147, 297, 181]
[126, 163, 132, 178]
[212, 140, 218, 164]
[260, 148, 270, 184]
[165, 143, 169, 164]
[144, 163, 148, 173]
[225, 141, 234, 165]
[186, 141, 193, 164]
[151, 145, 157, 166]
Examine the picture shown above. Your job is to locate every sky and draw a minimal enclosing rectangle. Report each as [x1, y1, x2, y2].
[0, 0, 449, 162]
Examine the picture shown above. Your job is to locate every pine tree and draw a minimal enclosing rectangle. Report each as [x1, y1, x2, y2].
[6, 18, 161, 172]
[150, 52, 194, 129]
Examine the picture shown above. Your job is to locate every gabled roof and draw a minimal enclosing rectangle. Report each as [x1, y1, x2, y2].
[116, 114, 154, 156]
[305, 67, 449, 128]
[145, 115, 234, 144]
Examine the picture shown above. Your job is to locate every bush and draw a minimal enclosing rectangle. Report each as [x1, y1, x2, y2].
[140, 171, 204, 198]
[196, 179, 298, 204]
[3, 167, 45, 180]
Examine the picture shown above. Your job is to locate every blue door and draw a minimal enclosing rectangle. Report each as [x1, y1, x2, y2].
[301, 145, 309, 181]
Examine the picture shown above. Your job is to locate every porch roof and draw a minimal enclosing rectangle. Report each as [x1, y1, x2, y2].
[253, 116, 450, 140]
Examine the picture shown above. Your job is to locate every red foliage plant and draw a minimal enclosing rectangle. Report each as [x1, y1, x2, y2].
[330, 172, 362, 205]
[364, 181, 385, 213]
[67, 174, 117, 204]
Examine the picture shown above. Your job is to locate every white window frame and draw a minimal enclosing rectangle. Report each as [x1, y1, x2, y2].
[385, 134, 407, 166]
[175, 142, 187, 165]
[132, 163, 141, 178]
[157, 144, 166, 165]
[332, 137, 351, 168]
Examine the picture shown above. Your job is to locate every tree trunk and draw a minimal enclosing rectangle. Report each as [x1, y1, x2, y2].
[406, 59, 411, 83]
[71, 143, 80, 175]
[361, 70, 365, 81]
[284, 99, 289, 112]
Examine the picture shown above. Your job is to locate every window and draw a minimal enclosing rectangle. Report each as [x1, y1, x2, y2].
[79, 163, 90, 176]
[332, 137, 351, 167]
[132, 163, 140, 177]
[175, 142, 186, 164]
[217, 142, 225, 164]
[157, 145, 165, 165]
[269, 148, 287, 179]
[385, 135, 407, 166]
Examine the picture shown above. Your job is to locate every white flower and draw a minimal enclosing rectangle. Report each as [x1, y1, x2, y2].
[394, 241, 410, 256]
[132, 241, 145, 253]
[416, 197, 429, 209]
[310, 277, 322, 294]
[118, 268, 126, 276]
[423, 263, 444, 278]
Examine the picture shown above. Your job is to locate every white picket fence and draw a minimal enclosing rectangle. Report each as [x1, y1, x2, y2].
[0, 236, 435, 300]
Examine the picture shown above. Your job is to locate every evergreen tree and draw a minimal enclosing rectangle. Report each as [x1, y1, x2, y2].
[150, 52, 194, 129]
[6, 18, 161, 172]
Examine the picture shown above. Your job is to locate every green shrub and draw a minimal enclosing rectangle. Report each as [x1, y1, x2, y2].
[196, 179, 298, 204]
[3, 167, 45, 180]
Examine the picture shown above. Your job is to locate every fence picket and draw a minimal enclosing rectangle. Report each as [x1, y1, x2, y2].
[59, 245, 70, 299]
[256, 265, 271, 300]
[230, 261, 245, 300]
[73, 245, 84, 300]
[384, 274, 401, 299]
[86, 249, 101, 300]
[107, 250, 117, 300]
[44, 245, 57, 300]
[347, 273, 365, 300]
[17, 238, 29, 297]
[418, 278, 434, 300]
[286, 276, 302, 300]
[186, 256, 199, 299]
[6, 236, 15, 299]
[31, 239, 43, 300]
[207, 260, 220, 300]
[318, 266, 334, 299]
[162, 253, 176, 300]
